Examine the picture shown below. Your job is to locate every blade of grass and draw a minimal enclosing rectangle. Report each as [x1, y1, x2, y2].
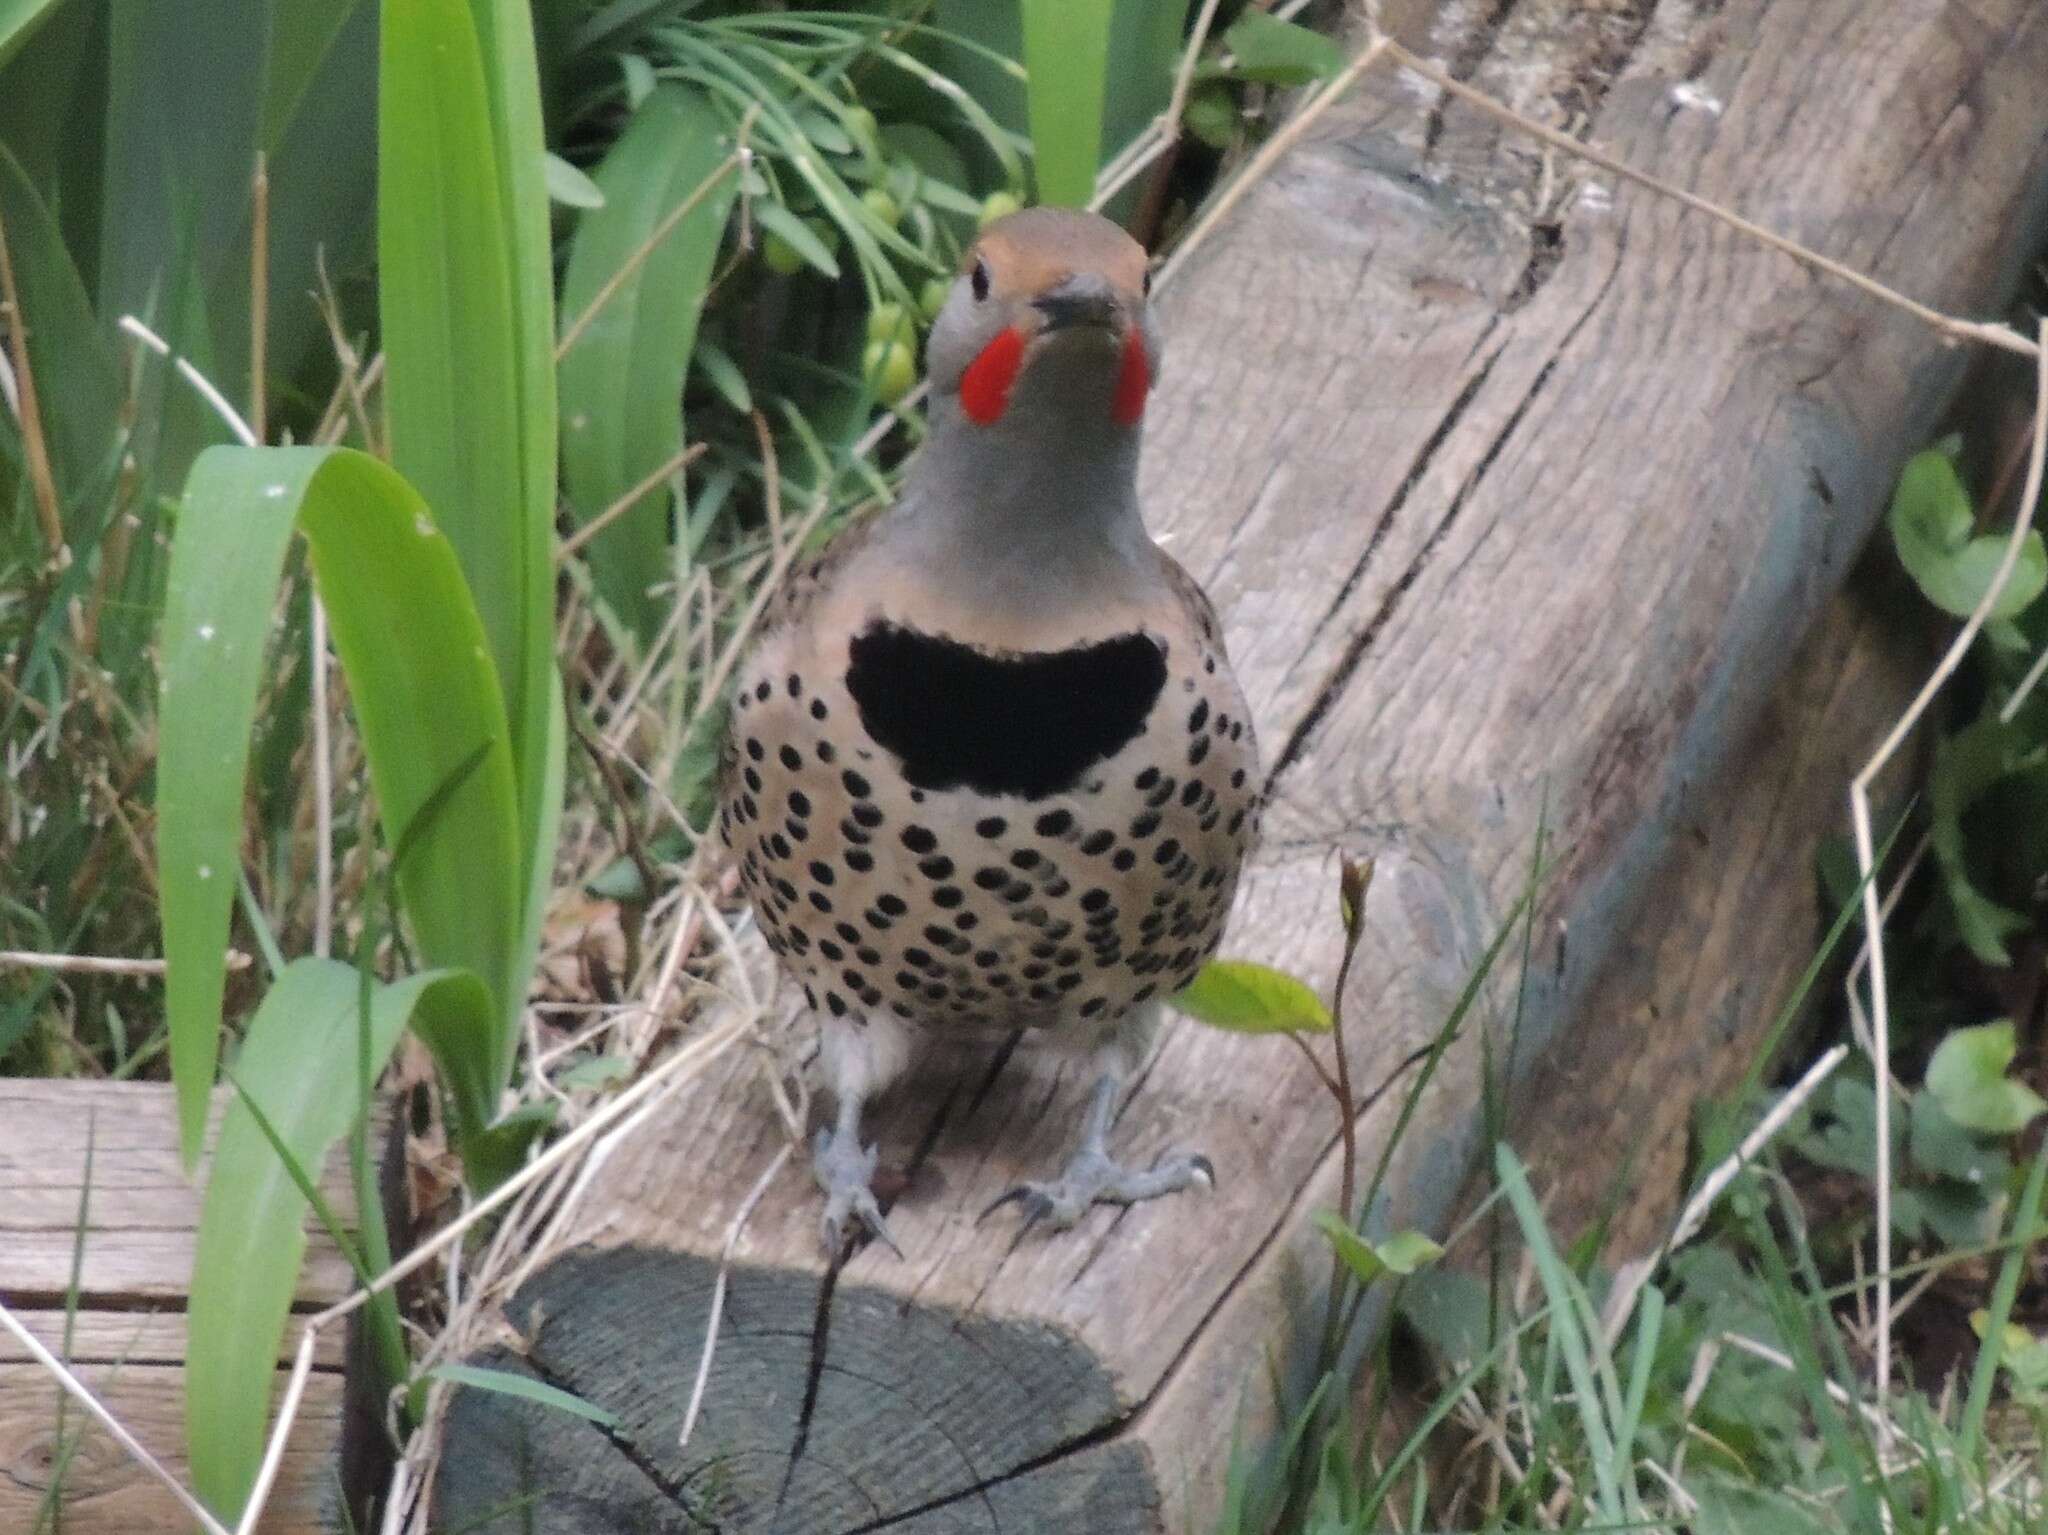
[1958, 1131, 2048, 1460]
[428, 1364, 619, 1427]
[1496, 1140, 1626, 1520]
[158, 445, 523, 1165]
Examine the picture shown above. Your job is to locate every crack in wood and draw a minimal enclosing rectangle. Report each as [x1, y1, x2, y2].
[1268, 237, 1626, 791]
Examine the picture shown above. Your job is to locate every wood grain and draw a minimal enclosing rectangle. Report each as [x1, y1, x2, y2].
[438, 1, 2048, 1530]
[0, 1080, 374, 1534]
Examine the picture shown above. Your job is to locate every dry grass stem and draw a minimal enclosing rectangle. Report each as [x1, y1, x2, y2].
[1848, 317, 2048, 1416]
[680, 1141, 793, 1448]
[557, 441, 707, 562]
[0, 947, 251, 976]
[0, 204, 68, 563]
[555, 144, 752, 363]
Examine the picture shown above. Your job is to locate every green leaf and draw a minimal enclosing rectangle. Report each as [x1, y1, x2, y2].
[1909, 1087, 2011, 1187]
[428, 1363, 619, 1426]
[158, 446, 524, 1165]
[559, 82, 739, 640]
[188, 957, 495, 1520]
[1889, 448, 2047, 621]
[544, 151, 606, 209]
[384, 0, 563, 1097]
[1929, 710, 2035, 965]
[753, 198, 840, 278]
[1183, 82, 1239, 150]
[1171, 959, 1332, 1034]
[1926, 1021, 2048, 1135]
[1222, 10, 1343, 85]
[1314, 1211, 1443, 1285]
[1020, 0, 1112, 206]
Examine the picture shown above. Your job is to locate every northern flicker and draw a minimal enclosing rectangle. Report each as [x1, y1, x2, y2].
[717, 206, 1260, 1253]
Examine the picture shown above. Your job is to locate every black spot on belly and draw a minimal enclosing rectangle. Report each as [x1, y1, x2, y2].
[844, 621, 1167, 799]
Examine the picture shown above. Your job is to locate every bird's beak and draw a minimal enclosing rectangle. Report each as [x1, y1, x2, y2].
[1030, 272, 1122, 333]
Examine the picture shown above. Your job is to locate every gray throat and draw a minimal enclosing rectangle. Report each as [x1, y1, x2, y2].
[883, 365, 1152, 618]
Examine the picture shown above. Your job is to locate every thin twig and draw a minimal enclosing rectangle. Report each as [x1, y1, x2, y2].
[0, 948, 251, 976]
[312, 598, 334, 958]
[117, 316, 259, 447]
[250, 152, 269, 445]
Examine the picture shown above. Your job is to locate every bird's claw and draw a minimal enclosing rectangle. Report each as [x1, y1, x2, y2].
[814, 1127, 903, 1259]
[980, 1148, 1215, 1234]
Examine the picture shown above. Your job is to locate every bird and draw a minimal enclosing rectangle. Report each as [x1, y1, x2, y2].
[716, 205, 1260, 1254]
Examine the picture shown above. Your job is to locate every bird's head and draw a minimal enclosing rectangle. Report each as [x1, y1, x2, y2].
[925, 206, 1157, 436]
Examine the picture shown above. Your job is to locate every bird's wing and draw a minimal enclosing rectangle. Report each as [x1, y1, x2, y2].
[1154, 546, 1226, 651]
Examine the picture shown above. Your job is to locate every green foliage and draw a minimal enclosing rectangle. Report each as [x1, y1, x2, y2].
[1926, 1020, 2048, 1135]
[159, 447, 527, 1166]
[1214, 10, 1342, 86]
[428, 1364, 620, 1427]
[1019, 0, 1112, 205]
[1312, 1212, 1441, 1285]
[1889, 446, 2047, 621]
[1173, 958, 1333, 1033]
[188, 958, 493, 1519]
[558, 81, 740, 639]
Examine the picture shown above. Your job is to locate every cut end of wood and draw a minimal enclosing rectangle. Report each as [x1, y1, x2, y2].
[435, 1246, 1161, 1533]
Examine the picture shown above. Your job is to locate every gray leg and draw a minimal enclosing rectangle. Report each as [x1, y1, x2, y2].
[983, 1067, 1214, 1232]
[813, 1089, 902, 1258]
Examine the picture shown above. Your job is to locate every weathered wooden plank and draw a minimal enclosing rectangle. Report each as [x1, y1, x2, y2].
[2, 1309, 347, 1371]
[438, 0, 2048, 1530]
[0, 1363, 343, 1535]
[0, 1080, 368, 1303]
[0, 1080, 378, 1534]
[1471, 567, 1931, 1257]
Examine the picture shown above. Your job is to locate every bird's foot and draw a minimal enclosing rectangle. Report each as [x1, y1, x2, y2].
[982, 1146, 1215, 1233]
[813, 1126, 903, 1259]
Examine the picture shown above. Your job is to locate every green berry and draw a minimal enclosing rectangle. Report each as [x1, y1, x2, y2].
[918, 276, 951, 321]
[761, 231, 805, 275]
[862, 338, 917, 405]
[866, 301, 916, 348]
[860, 186, 902, 228]
[977, 189, 1024, 229]
[843, 105, 880, 158]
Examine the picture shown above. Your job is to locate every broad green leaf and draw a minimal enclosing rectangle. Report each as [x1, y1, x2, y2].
[1221, 10, 1343, 85]
[1314, 1211, 1443, 1285]
[386, 0, 564, 1094]
[1889, 448, 2047, 621]
[1172, 958, 1332, 1034]
[1926, 1021, 2048, 1135]
[158, 446, 524, 1165]
[188, 957, 494, 1520]
[380, 0, 531, 787]
[429, 1363, 619, 1426]
[559, 82, 739, 640]
[1020, 0, 1112, 206]
[544, 151, 606, 209]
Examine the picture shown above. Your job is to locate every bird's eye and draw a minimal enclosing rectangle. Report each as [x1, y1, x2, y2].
[970, 259, 990, 302]
[1142, 269, 1152, 297]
